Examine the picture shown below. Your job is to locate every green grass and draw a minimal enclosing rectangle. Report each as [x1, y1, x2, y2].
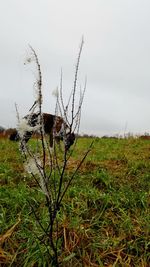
[0, 137, 150, 266]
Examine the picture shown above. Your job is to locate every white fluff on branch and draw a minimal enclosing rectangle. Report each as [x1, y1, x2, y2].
[24, 158, 42, 175]
[52, 87, 59, 98]
[17, 118, 40, 138]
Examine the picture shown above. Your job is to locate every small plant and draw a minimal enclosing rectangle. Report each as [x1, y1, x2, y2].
[16, 40, 93, 266]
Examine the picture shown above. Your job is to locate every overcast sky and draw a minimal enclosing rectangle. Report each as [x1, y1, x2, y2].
[0, 0, 150, 136]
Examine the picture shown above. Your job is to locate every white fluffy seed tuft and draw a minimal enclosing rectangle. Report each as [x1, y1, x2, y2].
[17, 118, 40, 138]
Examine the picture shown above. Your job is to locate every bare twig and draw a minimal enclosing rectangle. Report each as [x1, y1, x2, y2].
[70, 37, 84, 131]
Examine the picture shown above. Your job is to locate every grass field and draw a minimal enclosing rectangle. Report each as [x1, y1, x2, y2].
[0, 137, 150, 266]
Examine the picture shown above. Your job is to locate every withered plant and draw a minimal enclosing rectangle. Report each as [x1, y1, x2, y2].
[17, 40, 93, 266]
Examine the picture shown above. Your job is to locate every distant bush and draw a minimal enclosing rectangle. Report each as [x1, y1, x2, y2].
[140, 135, 150, 140]
[0, 126, 5, 133]
[77, 133, 99, 138]
[0, 128, 17, 139]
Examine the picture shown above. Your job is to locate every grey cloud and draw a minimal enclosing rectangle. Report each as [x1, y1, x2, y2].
[1, 0, 150, 136]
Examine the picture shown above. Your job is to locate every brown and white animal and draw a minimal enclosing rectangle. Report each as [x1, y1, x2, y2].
[10, 113, 75, 151]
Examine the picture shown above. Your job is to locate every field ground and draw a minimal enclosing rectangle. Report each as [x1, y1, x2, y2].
[0, 137, 150, 266]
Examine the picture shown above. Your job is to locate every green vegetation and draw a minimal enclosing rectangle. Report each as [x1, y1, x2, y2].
[0, 137, 149, 266]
